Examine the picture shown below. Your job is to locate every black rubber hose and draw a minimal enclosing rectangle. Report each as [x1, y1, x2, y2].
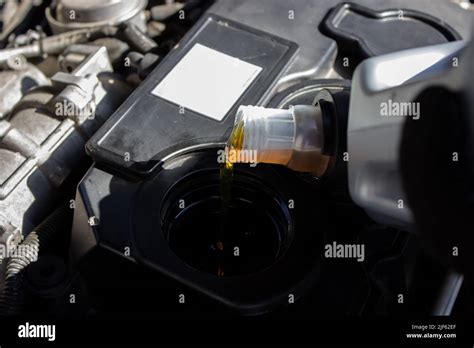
[0, 232, 39, 316]
[0, 204, 71, 316]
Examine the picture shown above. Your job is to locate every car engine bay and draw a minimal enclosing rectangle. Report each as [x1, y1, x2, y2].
[0, 0, 473, 344]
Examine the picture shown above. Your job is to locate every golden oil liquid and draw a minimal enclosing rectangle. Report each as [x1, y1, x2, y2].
[216, 121, 244, 276]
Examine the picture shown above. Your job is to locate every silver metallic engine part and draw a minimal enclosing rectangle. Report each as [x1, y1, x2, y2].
[0, 218, 22, 262]
[0, 0, 36, 42]
[0, 26, 119, 65]
[52, 45, 113, 122]
[0, 44, 131, 235]
[347, 40, 472, 230]
[46, 0, 148, 34]
[0, 217, 22, 291]
[150, 2, 185, 21]
[0, 56, 50, 118]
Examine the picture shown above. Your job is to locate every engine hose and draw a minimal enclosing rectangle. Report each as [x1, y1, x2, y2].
[0, 204, 71, 316]
[0, 232, 39, 316]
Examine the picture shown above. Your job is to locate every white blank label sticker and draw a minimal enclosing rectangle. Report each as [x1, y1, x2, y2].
[151, 43, 262, 121]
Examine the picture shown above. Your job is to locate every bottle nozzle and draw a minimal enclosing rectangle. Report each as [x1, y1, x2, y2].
[232, 105, 295, 166]
[227, 102, 333, 177]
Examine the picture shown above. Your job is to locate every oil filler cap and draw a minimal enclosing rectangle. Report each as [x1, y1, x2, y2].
[320, 2, 461, 78]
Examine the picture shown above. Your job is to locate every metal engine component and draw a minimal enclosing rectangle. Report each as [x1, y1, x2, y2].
[0, 219, 22, 261]
[0, 26, 119, 64]
[46, 0, 148, 34]
[0, 0, 37, 43]
[52, 44, 113, 121]
[150, 2, 185, 21]
[0, 55, 50, 118]
[0, 44, 130, 236]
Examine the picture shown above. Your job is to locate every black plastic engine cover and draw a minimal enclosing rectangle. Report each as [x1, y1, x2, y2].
[86, 14, 297, 178]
